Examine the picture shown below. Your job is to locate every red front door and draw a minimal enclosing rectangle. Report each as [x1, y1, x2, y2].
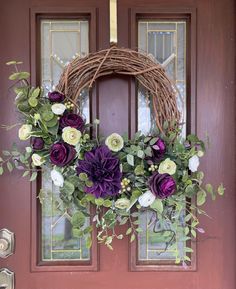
[0, 1, 235, 289]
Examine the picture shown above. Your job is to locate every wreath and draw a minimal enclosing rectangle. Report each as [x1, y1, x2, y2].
[1, 47, 224, 267]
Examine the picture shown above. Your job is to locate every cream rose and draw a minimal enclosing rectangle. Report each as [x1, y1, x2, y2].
[62, 126, 81, 146]
[115, 198, 131, 210]
[158, 158, 177, 175]
[32, 153, 45, 166]
[105, 133, 124, 152]
[18, 124, 32, 140]
[51, 103, 66, 115]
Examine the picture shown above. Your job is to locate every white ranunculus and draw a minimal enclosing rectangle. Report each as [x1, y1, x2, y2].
[62, 126, 81, 146]
[188, 155, 200, 172]
[105, 133, 124, 152]
[51, 103, 66, 115]
[50, 169, 64, 187]
[18, 124, 32, 140]
[158, 158, 177, 175]
[138, 190, 156, 207]
[32, 153, 45, 166]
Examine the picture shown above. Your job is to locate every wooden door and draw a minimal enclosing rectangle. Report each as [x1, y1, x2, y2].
[0, 0, 235, 289]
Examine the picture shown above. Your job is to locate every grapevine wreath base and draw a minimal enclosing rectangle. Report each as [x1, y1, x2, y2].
[0, 47, 224, 267]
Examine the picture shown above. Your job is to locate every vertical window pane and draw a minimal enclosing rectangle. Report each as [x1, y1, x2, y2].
[138, 21, 186, 135]
[40, 20, 90, 261]
[137, 21, 187, 263]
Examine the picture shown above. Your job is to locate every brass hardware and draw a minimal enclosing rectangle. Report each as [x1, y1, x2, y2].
[109, 0, 117, 43]
[0, 229, 14, 259]
[0, 268, 14, 289]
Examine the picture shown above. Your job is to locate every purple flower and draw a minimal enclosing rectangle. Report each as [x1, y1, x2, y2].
[32, 137, 44, 151]
[148, 172, 176, 199]
[48, 91, 65, 103]
[50, 142, 76, 167]
[60, 113, 85, 131]
[151, 138, 166, 160]
[76, 145, 122, 198]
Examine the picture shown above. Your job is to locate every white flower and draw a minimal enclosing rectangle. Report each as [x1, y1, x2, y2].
[32, 153, 45, 166]
[158, 158, 177, 175]
[188, 155, 200, 172]
[105, 133, 124, 152]
[138, 191, 156, 207]
[51, 103, 66, 115]
[50, 169, 64, 187]
[62, 126, 81, 146]
[18, 124, 32, 140]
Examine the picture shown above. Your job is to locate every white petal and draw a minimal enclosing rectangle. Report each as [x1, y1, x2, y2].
[138, 191, 156, 207]
[188, 155, 200, 172]
[51, 169, 64, 187]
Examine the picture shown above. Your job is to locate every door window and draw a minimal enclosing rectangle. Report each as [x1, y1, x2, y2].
[40, 19, 90, 262]
[137, 20, 189, 265]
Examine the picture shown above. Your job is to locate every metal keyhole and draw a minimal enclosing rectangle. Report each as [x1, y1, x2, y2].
[0, 239, 9, 252]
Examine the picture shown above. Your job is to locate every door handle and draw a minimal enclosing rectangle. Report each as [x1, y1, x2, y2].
[0, 268, 14, 289]
[0, 229, 14, 259]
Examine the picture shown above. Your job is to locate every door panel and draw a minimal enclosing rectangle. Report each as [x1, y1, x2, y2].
[0, 1, 235, 289]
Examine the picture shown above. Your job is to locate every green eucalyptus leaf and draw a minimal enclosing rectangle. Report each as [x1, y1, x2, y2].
[45, 116, 58, 128]
[72, 211, 86, 228]
[137, 150, 145, 159]
[126, 227, 132, 235]
[30, 171, 38, 181]
[28, 97, 38, 107]
[217, 183, 225, 196]
[134, 165, 145, 176]
[95, 198, 104, 206]
[61, 181, 75, 195]
[72, 228, 83, 238]
[130, 233, 136, 242]
[7, 161, 13, 172]
[42, 110, 54, 122]
[149, 137, 158, 146]
[197, 190, 206, 206]
[31, 87, 41, 98]
[144, 146, 152, 157]
[9, 72, 30, 80]
[103, 199, 112, 207]
[150, 199, 163, 213]
[127, 154, 134, 166]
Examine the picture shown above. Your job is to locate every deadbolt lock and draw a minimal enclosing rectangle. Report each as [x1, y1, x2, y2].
[0, 229, 14, 259]
[0, 268, 14, 289]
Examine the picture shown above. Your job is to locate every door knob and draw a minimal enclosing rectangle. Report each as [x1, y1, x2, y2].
[0, 229, 14, 259]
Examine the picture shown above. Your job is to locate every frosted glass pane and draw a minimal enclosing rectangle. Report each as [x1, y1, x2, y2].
[40, 20, 90, 262]
[138, 21, 187, 262]
[138, 21, 186, 136]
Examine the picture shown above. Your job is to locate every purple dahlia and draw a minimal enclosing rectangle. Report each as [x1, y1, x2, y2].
[148, 172, 176, 199]
[76, 145, 122, 198]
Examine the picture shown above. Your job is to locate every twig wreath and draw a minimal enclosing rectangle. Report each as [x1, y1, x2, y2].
[1, 46, 224, 267]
